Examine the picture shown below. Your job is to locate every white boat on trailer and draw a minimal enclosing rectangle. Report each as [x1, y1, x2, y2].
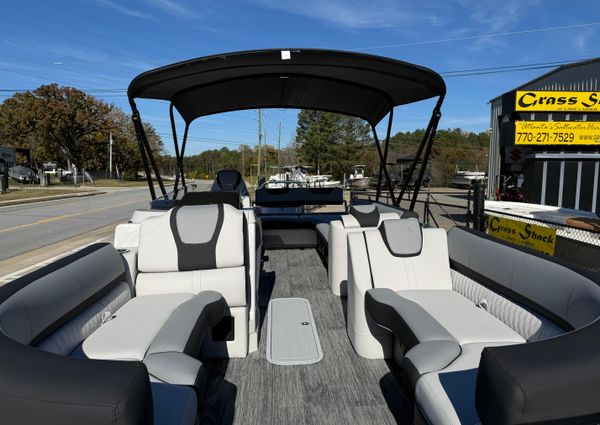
[345, 164, 371, 190]
[1, 49, 599, 425]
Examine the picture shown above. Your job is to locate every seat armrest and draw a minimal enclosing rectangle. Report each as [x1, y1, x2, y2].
[403, 340, 461, 388]
[0, 334, 152, 425]
[146, 290, 226, 358]
[144, 352, 204, 388]
[476, 319, 600, 425]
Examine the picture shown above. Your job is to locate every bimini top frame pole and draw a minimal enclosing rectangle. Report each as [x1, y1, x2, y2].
[127, 48, 446, 203]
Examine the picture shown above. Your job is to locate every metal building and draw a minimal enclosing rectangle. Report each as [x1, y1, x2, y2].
[488, 58, 600, 212]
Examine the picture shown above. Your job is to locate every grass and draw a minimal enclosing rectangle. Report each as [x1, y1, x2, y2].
[92, 179, 153, 187]
[0, 189, 92, 201]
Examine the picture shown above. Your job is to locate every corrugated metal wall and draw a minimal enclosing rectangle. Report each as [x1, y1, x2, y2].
[488, 60, 600, 212]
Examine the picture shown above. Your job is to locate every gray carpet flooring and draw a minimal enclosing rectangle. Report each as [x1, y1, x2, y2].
[200, 249, 410, 425]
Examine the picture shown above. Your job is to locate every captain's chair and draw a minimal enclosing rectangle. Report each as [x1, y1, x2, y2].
[211, 169, 251, 207]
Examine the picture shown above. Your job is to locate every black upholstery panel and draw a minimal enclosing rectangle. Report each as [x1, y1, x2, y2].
[179, 191, 240, 208]
[349, 205, 380, 227]
[0, 333, 153, 425]
[476, 319, 600, 424]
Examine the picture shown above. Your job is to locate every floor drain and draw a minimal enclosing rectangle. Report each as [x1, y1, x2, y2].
[301, 321, 309, 325]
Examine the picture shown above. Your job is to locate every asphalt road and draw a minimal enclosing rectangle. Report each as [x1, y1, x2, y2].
[0, 188, 152, 261]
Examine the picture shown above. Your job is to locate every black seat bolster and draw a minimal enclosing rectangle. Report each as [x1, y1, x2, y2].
[0, 333, 152, 425]
[365, 288, 457, 349]
[144, 291, 226, 387]
[476, 319, 600, 425]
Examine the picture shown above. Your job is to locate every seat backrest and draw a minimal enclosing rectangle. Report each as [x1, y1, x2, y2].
[138, 203, 245, 273]
[341, 204, 401, 229]
[0, 244, 129, 346]
[448, 227, 600, 330]
[211, 169, 249, 196]
[363, 218, 452, 291]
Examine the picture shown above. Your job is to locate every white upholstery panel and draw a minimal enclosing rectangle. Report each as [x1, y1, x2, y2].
[82, 293, 193, 361]
[398, 290, 525, 345]
[114, 223, 141, 249]
[416, 342, 520, 425]
[365, 228, 452, 291]
[135, 266, 246, 307]
[130, 209, 167, 224]
[138, 211, 178, 273]
[215, 204, 245, 269]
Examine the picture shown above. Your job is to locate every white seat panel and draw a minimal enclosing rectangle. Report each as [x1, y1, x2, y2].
[135, 266, 246, 307]
[82, 294, 193, 361]
[398, 290, 525, 345]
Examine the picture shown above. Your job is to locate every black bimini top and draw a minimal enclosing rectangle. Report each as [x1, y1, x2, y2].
[128, 48, 445, 125]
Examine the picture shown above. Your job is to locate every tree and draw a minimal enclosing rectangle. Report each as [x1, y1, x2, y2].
[0, 84, 163, 177]
[295, 110, 372, 179]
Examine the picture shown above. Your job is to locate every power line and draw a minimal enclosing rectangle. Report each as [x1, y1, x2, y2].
[354, 22, 600, 51]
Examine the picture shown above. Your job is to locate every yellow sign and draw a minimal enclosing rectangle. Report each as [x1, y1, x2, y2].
[515, 91, 600, 112]
[487, 215, 556, 255]
[515, 121, 600, 145]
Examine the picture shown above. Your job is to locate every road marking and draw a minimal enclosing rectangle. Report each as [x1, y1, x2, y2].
[0, 197, 148, 234]
[0, 237, 111, 285]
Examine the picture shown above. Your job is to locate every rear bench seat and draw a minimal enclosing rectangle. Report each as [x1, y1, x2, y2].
[0, 243, 224, 424]
[349, 220, 600, 424]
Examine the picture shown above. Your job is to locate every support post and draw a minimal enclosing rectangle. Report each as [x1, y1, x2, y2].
[472, 179, 486, 232]
[257, 109, 262, 181]
[130, 105, 156, 200]
[169, 104, 182, 197]
[180, 123, 189, 192]
[373, 110, 396, 204]
[397, 95, 444, 210]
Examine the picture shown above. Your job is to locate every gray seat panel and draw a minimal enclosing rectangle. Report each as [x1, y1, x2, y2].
[82, 294, 193, 361]
[315, 222, 329, 243]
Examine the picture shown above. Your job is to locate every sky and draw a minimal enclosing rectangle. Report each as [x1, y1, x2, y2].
[1, 0, 599, 155]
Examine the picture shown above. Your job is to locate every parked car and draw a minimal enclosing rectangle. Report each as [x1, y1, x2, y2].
[9, 165, 40, 183]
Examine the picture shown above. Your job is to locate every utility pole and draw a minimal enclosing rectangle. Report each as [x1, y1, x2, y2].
[277, 122, 281, 176]
[241, 146, 245, 178]
[257, 109, 262, 181]
[109, 132, 113, 179]
[263, 129, 267, 175]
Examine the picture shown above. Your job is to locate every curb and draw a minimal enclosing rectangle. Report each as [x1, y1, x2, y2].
[0, 191, 106, 207]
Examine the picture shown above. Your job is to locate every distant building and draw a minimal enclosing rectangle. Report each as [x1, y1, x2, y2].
[488, 58, 600, 212]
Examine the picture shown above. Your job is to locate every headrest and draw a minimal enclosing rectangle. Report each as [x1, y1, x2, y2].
[379, 218, 423, 257]
[138, 203, 244, 272]
[179, 191, 240, 208]
[211, 169, 249, 196]
[347, 204, 380, 227]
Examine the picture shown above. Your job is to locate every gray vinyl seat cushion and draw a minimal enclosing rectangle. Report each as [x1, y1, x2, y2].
[152, 382, 198, 425]
[83, 291, 225, 386]
[315, 223, 329, 243]
[83, 293, 194, 361]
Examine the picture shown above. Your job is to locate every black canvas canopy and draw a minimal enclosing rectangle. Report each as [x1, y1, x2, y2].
[128, 48, 445, 126]
[128, 48, 445, 209]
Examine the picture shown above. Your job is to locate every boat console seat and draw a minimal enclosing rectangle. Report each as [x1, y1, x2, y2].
[0, 243, 224, 424]
[327, 204, 404, 296]
[211, 169, 251, 208]
[348, 220, 600, 424]
[134, 203, 253, 358]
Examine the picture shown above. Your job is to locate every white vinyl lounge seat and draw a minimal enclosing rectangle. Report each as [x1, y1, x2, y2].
[328, 204, 401, 296]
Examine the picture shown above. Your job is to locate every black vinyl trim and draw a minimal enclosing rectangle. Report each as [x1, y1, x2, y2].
[450, 259, 574, 332]
[183, 295, 226, 356]
[378, 221, 423, 258]
[242, 213, 251, 313]
[363, 232, 375, 289]
[349, 205, 380, 227]
[171, 204, 224, 271]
